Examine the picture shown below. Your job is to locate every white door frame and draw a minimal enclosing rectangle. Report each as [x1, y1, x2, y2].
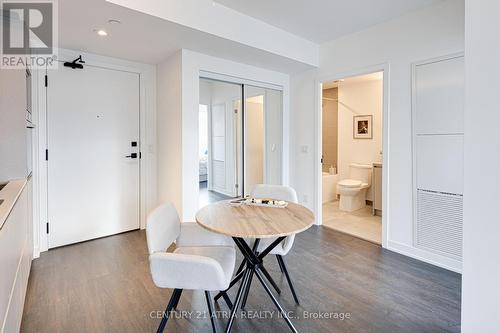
[34, 49, 156, 256]
[314, 63, 390, 248]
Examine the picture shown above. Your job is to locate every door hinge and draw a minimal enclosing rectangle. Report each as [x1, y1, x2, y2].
[45, 149, 48, 161]
[46, 222, 49, 234]
[235, 184, 239, 189]
[139, 152, 142, 159]
[44, 75, 48, 87]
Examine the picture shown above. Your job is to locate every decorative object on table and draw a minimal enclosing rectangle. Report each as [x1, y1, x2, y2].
[229, 197, 288, 208]
[246, 197, 288, 208]
[353, 115, 373, 139]
[229, 197, 247, 207]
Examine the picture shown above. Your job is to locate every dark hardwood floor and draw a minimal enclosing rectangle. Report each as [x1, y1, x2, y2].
[21, 226, 461, 333]
[199, 181, 233, 207]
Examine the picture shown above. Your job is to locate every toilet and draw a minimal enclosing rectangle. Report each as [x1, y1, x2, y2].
[337, 163, 372, 212]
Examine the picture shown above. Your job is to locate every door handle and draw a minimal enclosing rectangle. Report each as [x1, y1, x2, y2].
[125, 153, 138, 159]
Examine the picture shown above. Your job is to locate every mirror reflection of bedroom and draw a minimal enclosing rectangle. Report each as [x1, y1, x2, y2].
[198, 77, 283, 208]
[199, 78, 241, 207]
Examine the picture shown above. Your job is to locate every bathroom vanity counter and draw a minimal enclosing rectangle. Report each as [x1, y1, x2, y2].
[372, 164, 382, 215]
[0, 179, 27, 230]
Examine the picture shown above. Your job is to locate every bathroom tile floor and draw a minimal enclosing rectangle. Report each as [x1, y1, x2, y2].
[323, 200, 382, 244]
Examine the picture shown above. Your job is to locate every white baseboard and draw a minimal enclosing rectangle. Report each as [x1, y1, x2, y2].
[33, 246, 40, 259]
[387, 240, 462, 273]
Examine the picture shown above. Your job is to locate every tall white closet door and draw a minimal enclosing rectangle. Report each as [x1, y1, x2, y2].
[413, 55, 464, 261]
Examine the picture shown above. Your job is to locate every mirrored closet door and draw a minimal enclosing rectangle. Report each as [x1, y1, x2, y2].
[199, 78, 283, 205]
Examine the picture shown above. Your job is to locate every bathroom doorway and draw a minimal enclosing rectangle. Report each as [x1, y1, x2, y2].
[320, 71, 385, 245]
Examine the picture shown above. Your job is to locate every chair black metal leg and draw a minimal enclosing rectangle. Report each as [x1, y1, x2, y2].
[254, 269, 298, 333]
[215, 268, 246, 302]
[278, 255, 300, 304]
[240, 270, 254, 309]
[205, 291, 218, 333]
[156, 288, 182, 333]
[225, 268, 252, 333]
[260, 265, 281, 294]
[172, 289, 183, 310]
[221, 292, 233, 310]
[276, 255, 284, 273]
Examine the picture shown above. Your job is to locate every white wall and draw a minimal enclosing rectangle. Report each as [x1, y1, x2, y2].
[290, 0, 464, 270]
[338, 79, 383, 200]
[461, 0, 500, 331]
[157, 51, 183, 214]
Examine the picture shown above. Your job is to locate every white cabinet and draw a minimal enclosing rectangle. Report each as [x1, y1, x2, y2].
[0, 181, 32, 333]
[0, 68, 28, 180]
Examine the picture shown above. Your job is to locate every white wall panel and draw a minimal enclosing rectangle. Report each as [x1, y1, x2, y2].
[415, 56, 464, 135]
[416, 135, 464, 195]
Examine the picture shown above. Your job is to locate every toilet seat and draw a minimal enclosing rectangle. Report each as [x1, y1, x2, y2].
[338, 179, 362, 188]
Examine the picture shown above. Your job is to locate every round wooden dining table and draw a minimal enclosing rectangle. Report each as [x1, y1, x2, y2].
[196, 200, 315, 333]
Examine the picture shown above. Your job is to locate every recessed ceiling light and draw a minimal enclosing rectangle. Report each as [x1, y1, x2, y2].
[108, 19, 121, 25]
[94, 29, 108, 36]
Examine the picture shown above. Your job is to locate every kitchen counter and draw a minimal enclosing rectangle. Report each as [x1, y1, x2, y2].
[0, 179, 27, 230]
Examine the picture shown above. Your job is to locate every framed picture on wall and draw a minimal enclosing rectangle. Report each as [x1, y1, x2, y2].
[353, 115, 373, 139]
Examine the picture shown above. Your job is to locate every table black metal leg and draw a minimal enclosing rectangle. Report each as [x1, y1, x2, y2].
[216, 238, 259, 304]
[215, 267, 246, 303]
[240, 269, 254, 309]
[223, 236, 300, 333]
[260, 265, 281, 294]
[254, 269, 299, 333]
[225, 268, 252, 333]
[235, 257, 246, 275]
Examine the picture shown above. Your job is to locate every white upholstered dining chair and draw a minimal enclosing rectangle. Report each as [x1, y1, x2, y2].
[249, 184, 300, 304]
[146, 203, 235, 333]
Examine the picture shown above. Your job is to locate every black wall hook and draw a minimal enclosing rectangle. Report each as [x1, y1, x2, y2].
[63, 55, 86, 69]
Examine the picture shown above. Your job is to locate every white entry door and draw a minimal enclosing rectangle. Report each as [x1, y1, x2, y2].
[47, 64, 140, 248]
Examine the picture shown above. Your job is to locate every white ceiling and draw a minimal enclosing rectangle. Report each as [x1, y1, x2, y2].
[58, 0, 441, 72]
[57, 0, 314, 73]
[215, 0, 441, 43]
[323, 71, 383, 89]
